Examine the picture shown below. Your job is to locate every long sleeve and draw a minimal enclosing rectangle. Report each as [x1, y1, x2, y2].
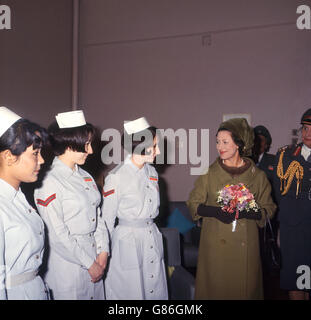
[94, 207, 110, 255]
[255, 171, 277, 228]
[186, 173, 209, 221]
[35, 178, 94, 269]
[101, 173, 119, 239]
[0, 215, 7, 300]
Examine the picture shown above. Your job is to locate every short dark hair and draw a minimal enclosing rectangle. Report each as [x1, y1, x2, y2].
[121, 126, 157, 155]
[217, 128, 245, 156]
[0, 119, 47, 156]
[48, 122, 95, 156]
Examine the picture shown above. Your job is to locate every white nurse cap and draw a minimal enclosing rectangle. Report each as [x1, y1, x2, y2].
[55, 110, 86, 128]
[124, 117, 150, 135]
[0, 106, 22, 137]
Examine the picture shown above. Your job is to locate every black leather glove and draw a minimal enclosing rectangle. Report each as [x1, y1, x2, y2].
[237, 209, 262, 221]
[197, 204, 235, 224]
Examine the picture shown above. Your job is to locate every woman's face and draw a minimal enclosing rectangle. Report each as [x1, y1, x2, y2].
[143, 136, 160, 163]
[12, 145, 44, 183]
[70, 140, 93, 166]
[301, 124, 311, 148]
[216, 130, 239, 161]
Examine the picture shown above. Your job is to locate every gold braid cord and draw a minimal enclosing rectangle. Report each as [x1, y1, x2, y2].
[277, 150, 304, 197]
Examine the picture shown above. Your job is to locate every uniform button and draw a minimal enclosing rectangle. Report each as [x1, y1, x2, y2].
[149, 230, 152, 234]
[92, 218, 95, 222]
[92, 243, 95, 247]
[149, 215, 152, 218]
[28, 209, 32, 213]
[150, 274, 154, 278]
[147, 186, 150, 189]
[35, 255, 39, 259]
[150, 290, 153, 293]
[150, 260, 154, 263]
[92, 202, 96, 206]
[220, 239, 226, 245]
[85, 187, 90, 191]
[89, 233, 92, 237]
[149, 199, 152, 202]
[150, 246, 153, 249]
[90, 297, 93, 300]
[39, 232, 43, 235]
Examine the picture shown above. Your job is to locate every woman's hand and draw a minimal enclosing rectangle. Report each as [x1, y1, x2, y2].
[96, 251, 109, 270]
[88, 261, 104, 283]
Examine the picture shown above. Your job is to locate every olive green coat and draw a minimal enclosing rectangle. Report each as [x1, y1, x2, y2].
[187, 158, 276, 300]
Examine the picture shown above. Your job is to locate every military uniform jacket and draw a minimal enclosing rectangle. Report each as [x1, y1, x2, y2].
[274, 143, 311, 226]
[187, 158, 276, 299]
[0, 179, 48, 300]
[102, 155, 168, 300]
[34, 157, 108, 300]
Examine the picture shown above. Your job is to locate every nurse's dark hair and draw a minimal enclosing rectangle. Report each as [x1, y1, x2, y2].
[48, 121, 95, 156]
[0, 119, 47, 156]
[121, 126, 158, 155]
[217, 128, 245, 156]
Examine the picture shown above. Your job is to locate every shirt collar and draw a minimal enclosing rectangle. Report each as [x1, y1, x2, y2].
[0, 178, 19, 201]
[52, 157, 80, 178]
[301, 144, 311, 161]
[258, 153, 264, 164]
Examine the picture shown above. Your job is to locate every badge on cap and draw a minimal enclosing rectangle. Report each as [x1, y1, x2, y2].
[55, 110, 86, 129]
[124, 117, 150, 135]
[0, 106, 22, 137]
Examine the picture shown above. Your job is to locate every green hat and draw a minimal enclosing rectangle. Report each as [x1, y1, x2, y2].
[218, 118, 254, 156]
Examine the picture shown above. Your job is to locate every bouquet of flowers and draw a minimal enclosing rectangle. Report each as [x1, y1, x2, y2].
[216, 183, 260, 232]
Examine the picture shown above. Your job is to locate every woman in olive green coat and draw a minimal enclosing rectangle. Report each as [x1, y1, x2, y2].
[187, 118, 276, 300]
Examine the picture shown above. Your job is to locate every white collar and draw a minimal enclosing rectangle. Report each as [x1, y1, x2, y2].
[301, 144, 311, 161]
[0, 178, 19, 201]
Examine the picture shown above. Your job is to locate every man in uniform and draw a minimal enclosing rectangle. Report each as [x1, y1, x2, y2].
[275, 108, 311, 300]
[253, 125, 275, 182]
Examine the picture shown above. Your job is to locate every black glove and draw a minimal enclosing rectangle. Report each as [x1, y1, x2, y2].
[237, 209, 262, 221]
[197, 204, 235, 224]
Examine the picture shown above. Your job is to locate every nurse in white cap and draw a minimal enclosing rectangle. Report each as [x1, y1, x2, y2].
[0, 106, 49, 300]
[34, 110, 108, 300]
[102, 117, 168, 300]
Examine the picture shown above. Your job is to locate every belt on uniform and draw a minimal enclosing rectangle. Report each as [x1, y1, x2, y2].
[5, 270, 38, 288]
[118, 218, 154, 228]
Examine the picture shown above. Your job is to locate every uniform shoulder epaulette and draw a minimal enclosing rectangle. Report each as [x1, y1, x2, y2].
[277, 145, 290, 153]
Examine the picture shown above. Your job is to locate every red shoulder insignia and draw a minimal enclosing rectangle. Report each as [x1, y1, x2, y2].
[103, 189, 115, 197]
[292, 145, 302, 157]
[84, 177, 92, 182]
[268, 165, 274, 171]
[149, 176, 158, 182]
[36, 194, 56, 207]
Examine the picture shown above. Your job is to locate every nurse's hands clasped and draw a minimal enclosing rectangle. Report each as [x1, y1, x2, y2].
[88, 261, 105, 283]
[88, 251, 109, 282]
